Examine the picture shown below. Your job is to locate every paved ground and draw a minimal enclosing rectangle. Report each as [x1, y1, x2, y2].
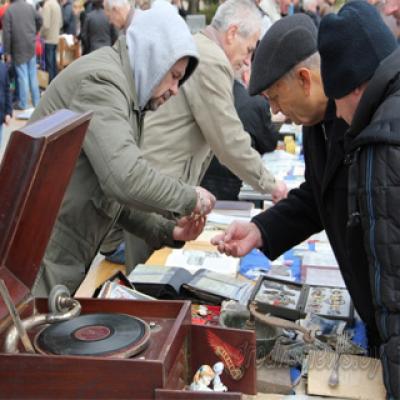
[0, 108, 33, 159]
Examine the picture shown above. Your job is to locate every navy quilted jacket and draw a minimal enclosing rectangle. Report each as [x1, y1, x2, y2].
[252, 98, 381, 351]
[346, 47, 400, 399]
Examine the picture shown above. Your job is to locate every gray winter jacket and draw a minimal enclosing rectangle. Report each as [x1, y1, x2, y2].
[31, 22, 199, 295]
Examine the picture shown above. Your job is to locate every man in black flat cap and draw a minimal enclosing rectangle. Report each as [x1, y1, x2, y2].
[318, 1, 399, 397]
[212, 13, 381, 353]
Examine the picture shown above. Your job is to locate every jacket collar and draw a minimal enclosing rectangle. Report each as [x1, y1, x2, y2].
[321, 99, 348, 195]
[113, 36, 140, 113]
[200, 27, 234, 79]
[122, 7, 135, 34]
[347, 47, 400, 145]
[201, 26, 224, 51]
[324, 98, 338, 123]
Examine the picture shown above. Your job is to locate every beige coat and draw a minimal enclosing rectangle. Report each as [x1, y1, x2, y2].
[141, 32, 277, 193]
[41, 0, 62, 44]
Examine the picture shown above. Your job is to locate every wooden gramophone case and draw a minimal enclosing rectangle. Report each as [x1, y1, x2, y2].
[0, 110, 256, 399]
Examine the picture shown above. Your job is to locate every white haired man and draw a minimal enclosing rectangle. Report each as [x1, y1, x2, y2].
[104, 0, 134, 33]
[110, 0, 287, 268]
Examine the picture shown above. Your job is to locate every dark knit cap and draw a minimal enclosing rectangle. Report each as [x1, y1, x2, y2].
[318, 0, 397, 99]
[249, 14, 317, 96]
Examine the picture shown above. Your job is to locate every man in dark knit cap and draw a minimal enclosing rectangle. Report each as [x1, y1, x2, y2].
[318, 1, 399, 397]
[212, 12, 381, 354]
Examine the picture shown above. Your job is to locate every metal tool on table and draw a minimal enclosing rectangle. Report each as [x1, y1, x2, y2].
[328, 332, 348, 387]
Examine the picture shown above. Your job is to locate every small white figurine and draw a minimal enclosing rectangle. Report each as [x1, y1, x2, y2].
[190, 365, 215, 391]
[212, 361, 228, 392]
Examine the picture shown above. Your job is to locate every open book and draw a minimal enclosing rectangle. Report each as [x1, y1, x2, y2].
[128, 265, 254, 305]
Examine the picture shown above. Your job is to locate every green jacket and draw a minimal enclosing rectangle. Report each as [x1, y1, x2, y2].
[31, 37, 197, 295]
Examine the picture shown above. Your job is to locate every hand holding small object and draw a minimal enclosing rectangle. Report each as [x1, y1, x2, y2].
[271, 180, 288, 203]
[211, 221, 263, 257]
[172, 215, 206, 242]
[193, 187, 216, 217]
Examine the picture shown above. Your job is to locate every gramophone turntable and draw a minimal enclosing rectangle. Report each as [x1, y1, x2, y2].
[0, 111, 256, 399]
[34, 312, 150, 358]
[2, 284, 151, 359]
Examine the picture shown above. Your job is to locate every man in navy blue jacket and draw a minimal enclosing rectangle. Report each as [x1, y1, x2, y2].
[318, 2, 399, 396]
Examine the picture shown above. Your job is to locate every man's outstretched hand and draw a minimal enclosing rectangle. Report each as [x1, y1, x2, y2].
[211, 221, 263, 257]
[271, 180, 288, 203]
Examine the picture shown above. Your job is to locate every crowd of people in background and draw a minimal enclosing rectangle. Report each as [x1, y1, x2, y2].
[0, 0, 142, 118]
[0, 0, 400, 396]
[0, 0, 398, 119]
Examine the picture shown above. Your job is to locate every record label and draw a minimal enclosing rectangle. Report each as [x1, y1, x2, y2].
[74, 325, 111, 341]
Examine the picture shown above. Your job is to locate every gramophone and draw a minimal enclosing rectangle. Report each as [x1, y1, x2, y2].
[0, 110, 256, 399]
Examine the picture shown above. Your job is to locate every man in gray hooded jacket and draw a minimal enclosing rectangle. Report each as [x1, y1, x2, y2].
[30, 4, 215, 296]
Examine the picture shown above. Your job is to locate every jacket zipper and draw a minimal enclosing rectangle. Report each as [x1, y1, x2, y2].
[321, 123, 328, 142]
[365, 146, 389, 339]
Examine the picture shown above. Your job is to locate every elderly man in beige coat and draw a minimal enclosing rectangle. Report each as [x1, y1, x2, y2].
[111, 0, 287, 268]
[41, 0, 63, 82]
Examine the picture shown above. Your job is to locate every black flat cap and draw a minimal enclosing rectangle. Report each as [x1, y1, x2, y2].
[249, 14, 318, 96]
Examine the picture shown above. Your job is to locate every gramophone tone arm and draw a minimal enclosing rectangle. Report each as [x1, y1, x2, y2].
[4, 297, 81, 353]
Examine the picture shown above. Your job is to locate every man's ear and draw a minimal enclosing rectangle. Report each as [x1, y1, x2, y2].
[225, 25, 239, 45]
[354, 82, 368, 97]
[349, 84, 367, 106]
[296, 68, 312, 96]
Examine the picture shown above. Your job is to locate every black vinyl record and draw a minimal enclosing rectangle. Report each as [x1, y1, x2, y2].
[35, 313, 150, 358]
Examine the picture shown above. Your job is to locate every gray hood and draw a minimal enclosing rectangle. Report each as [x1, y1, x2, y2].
[126, 3, 199, 109]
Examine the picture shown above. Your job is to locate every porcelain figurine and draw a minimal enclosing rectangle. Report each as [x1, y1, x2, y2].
[189, 365, 215, 391]
[212, 361, 228, 392]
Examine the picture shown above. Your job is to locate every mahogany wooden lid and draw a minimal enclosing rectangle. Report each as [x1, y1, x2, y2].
[0, 110, 92, 321]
